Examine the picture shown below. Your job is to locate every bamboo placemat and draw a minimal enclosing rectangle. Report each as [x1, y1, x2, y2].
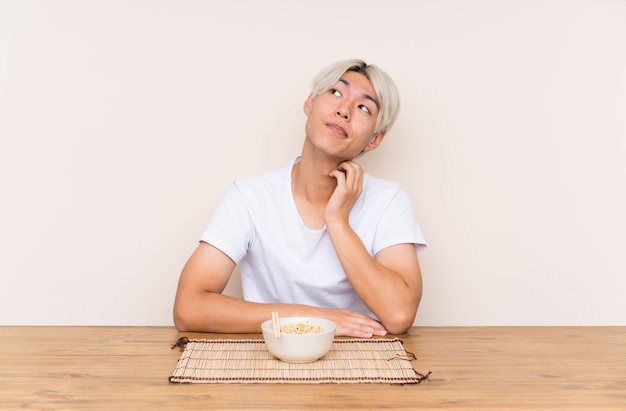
[169, 338, 429, 384]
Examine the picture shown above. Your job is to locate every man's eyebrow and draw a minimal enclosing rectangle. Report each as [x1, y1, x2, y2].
[338, 78, 380, 110]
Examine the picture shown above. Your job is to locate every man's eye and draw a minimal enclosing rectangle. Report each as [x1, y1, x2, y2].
[331, 89, 341, 97]
[358, 104, 371, 114]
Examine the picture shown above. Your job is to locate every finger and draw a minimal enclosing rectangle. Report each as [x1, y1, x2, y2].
[338, 162, 363, 187]
[328, 169, 346, 185]
[337, 160, 359, 174]
[343, 314, 388, 338]
[357, 318, 388, 336]
[338, 323, 387, 338]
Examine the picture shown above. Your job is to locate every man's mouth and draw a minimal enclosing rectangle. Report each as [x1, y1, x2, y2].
[326, 123, 347, 137]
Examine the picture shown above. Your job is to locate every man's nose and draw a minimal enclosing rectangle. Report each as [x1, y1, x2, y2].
[335, 106, 349, 121]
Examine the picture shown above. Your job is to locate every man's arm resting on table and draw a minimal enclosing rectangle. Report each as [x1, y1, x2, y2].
[173, 241, 388, 337]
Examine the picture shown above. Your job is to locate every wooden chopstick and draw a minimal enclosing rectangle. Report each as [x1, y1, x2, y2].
[272, 312, 281, 339]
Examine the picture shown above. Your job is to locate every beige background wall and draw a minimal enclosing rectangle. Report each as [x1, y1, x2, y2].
[1, 0, 625, 326]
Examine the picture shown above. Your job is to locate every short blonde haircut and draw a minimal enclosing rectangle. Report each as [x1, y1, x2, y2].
[310, 59, 400, 134]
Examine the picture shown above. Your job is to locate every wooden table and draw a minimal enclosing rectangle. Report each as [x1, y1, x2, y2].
[0, 326, 624, 410]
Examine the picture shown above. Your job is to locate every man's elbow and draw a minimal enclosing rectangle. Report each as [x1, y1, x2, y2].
[383, 311, 417, 335]
[173, 303, 194, 332]
[384, 322, 413, 336]
[173, 316, 188, 332]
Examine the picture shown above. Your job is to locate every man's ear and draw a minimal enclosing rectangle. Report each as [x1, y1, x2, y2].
[303, 93, 314, 116]
[363, 132, 386, 152]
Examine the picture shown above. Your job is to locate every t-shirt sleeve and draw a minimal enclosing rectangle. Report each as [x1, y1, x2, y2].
[200, 183, 253, 264]
[372, 188, 426, 255]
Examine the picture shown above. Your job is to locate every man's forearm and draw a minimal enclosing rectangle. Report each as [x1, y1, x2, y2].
[174, 292, 283, 333]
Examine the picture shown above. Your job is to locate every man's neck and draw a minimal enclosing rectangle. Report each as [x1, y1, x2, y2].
[291, 156, 338, 206]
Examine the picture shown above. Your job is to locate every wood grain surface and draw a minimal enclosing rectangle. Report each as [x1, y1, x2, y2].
[0, 326, 624, 410]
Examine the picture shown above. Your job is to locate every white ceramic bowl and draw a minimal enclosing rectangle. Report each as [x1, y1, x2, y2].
[261, 316, 336, 363]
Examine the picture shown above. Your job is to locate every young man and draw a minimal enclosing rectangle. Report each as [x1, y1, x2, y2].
[173, 59, 426, 338]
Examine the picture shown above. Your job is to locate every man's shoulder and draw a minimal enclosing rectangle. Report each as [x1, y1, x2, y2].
[359, 174, 413, 212]
[363, 173, 401, 196]
[233, 161, 291, 195]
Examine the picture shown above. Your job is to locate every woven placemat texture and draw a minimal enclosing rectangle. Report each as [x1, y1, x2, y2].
[169, 338, 425, 384]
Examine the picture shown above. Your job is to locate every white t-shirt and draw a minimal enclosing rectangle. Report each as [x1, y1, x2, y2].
[201, 157, 426, 318]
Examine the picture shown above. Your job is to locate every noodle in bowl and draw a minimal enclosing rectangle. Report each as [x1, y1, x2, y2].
[280, 321, 325, 334]
[261, 316, 336, 363]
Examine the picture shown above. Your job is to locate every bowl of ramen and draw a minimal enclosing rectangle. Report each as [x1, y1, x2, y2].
[261, 316, 336, 363]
